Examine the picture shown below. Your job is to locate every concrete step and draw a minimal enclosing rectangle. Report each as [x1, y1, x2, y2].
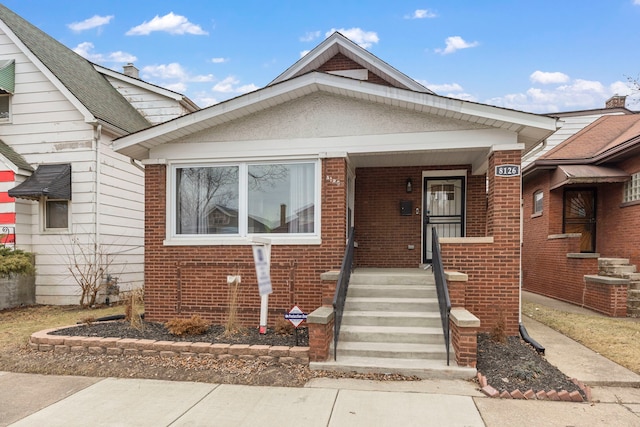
[310, 356, 476, 380]
[600, 265, 637, 276]
[341, 310, 442, 327]
[347, 284, 436, 299]
[344, 297, 439, 312]
[599, 258, 630, 268]
[338, 325, 445, 345]
[349, 269, 434, 286]
[336, 341, 448, 360]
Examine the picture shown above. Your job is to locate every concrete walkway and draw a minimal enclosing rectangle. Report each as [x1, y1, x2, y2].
[2, 292, 640, 426]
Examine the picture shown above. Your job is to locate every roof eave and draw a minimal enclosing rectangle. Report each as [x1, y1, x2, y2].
[114, 72, 558, 160]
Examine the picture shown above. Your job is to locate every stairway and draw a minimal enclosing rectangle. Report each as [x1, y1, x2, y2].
[598, 258, 640, 317]
[310, 268, 476, 379]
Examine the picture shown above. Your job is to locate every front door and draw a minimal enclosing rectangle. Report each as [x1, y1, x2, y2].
[423, 177, 465, 263]
[563, 189, 596, 252]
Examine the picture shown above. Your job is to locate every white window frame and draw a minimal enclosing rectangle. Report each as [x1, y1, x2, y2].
[42, 198, 70, 232]
[166, 159, 322, 246]
[623, 172, 640, 203]
[533, 190, 544, 215]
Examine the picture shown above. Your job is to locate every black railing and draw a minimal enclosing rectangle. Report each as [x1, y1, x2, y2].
[332, 227, 355, 361]
[432, 227, 451, 366]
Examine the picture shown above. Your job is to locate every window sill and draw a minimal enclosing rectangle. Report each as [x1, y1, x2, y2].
[620, 200, 640, 208]
[163, 236, 322, 246]
[530, 212, 542, 218]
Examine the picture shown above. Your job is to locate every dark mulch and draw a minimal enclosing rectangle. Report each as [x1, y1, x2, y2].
[476, 333, 585, 397]
[51, 320, 309, 347]
[46, 321, 583, 396]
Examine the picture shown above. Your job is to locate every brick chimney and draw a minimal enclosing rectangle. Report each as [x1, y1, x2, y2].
[605, 95, 626, 109]
[123, 63, 139, 79]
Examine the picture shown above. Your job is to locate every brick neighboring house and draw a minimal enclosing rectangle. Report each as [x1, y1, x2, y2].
[522, 113, 640, 317]
[114, 32, 558, 358]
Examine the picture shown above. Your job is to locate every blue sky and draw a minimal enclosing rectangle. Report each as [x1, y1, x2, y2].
[4, 0, 640, 113]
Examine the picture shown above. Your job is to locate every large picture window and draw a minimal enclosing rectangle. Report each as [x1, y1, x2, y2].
[173, 161, 317, 238]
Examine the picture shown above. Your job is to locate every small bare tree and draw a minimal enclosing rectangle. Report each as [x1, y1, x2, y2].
[64, 236, 115, 307]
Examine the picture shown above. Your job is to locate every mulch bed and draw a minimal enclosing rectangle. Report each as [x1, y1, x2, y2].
[476, 333, 585, 398]
[51, 320, 309, 347]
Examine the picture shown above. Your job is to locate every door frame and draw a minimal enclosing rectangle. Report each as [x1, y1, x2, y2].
[421, 170, 467, 264]
[562, 187, 597, 253]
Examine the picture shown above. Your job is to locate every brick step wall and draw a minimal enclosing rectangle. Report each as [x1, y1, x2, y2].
[597, 258, 640, 317]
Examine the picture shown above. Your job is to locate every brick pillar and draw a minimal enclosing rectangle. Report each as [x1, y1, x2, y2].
[307, 306, 334, 362]
[450, 308, 480, 367]
[485, 148, 522, 336]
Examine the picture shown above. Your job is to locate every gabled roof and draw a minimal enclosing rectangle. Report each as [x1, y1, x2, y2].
[269, 32, 433, 93]
[539, 115, 640, 163]
[94, 64, 200, 113]
[114, 71, 558, 161]
[0, 5, 150, 134]
[0, 139, 32, 172]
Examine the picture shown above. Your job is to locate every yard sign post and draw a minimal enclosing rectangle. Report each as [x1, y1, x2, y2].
[252, 237, 272, 334]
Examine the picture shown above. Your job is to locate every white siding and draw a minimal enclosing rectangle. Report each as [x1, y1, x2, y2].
[104, 76, 191, 124]
[0, 29, 146, 304]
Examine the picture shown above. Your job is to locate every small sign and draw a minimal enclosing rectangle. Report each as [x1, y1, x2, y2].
[252, 245, 272, 296]
[284, 305, 308, 327]
[495, 164, 520, 177]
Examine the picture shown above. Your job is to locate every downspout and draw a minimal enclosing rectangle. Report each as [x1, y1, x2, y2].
[93, 124, 102, 253]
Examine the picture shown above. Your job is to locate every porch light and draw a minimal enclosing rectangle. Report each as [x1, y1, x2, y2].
[406, 178, 413, 193]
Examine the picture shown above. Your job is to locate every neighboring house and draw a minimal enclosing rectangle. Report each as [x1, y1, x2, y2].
[522, 113, 640, 317]
[114, 32, 559, 342]
[0, 5, 197, 305]
[522, 95, 634, 168]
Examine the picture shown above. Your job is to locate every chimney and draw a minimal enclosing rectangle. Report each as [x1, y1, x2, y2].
[605, 95, 626, 109]
[123, 63, 139, 79]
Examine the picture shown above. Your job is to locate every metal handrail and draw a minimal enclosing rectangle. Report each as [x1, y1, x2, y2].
[332, 227, 355, 361]
[432, 227, 451, 365]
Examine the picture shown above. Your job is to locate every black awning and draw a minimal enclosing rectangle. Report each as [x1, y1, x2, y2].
[8, 164, 71, 200]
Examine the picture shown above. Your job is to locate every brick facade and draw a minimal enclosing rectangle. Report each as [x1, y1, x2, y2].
[441, 150, 522, 336]
[143, 158, 347, 325]
[353, 165, 486, 268]
[522, 153, 640, 314]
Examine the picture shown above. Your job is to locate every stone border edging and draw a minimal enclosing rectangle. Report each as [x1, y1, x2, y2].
[477, 371, 591, 402]
[29, 325, 310, 365]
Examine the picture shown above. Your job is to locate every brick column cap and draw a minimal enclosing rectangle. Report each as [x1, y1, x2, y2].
[450, 308, 481, 327]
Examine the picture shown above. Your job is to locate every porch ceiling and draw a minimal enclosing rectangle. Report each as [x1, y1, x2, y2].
[348, 147, 488, 171]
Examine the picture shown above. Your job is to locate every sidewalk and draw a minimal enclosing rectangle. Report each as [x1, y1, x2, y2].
[2, 292, 640, 426]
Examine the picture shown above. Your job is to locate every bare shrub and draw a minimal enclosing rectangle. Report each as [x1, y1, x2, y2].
[275, 316, 294, 335]
[124, 289, 144, 331]
[165, 315, 210, 336]
[224, 276, 245, 336]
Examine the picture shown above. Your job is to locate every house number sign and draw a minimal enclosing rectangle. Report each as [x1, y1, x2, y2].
[495, 164, 520, 177]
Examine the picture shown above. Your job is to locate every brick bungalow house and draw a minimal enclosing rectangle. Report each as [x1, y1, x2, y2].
[114, 33, 558, 371]
[522, 113, 640, 317]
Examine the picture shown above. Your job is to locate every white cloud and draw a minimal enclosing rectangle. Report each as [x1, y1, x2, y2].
[68, 15, 113, 32]
[635, 0, 640, 5]
[300, 50, 311, 58]
[424, 82, 464, 93]
[211, 57, 228, 64]
[405, 9, 437, 19]
[126, 12, 208, 35]
[326, 28, 379, 49]
[530, 71, 570, 84]
[485, 78, 631, 113]
[141, 63, 214, 83]
[300, 31, 321, 42]
[211, 76, 258, 94]
[73, 42, 136, 63]
[435, 36, 479, 54]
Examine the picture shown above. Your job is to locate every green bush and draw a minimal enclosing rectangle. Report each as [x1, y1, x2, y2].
[0, 246, 35, 278]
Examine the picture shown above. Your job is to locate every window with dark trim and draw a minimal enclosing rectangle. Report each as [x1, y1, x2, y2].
[44, 199, 69, 229]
